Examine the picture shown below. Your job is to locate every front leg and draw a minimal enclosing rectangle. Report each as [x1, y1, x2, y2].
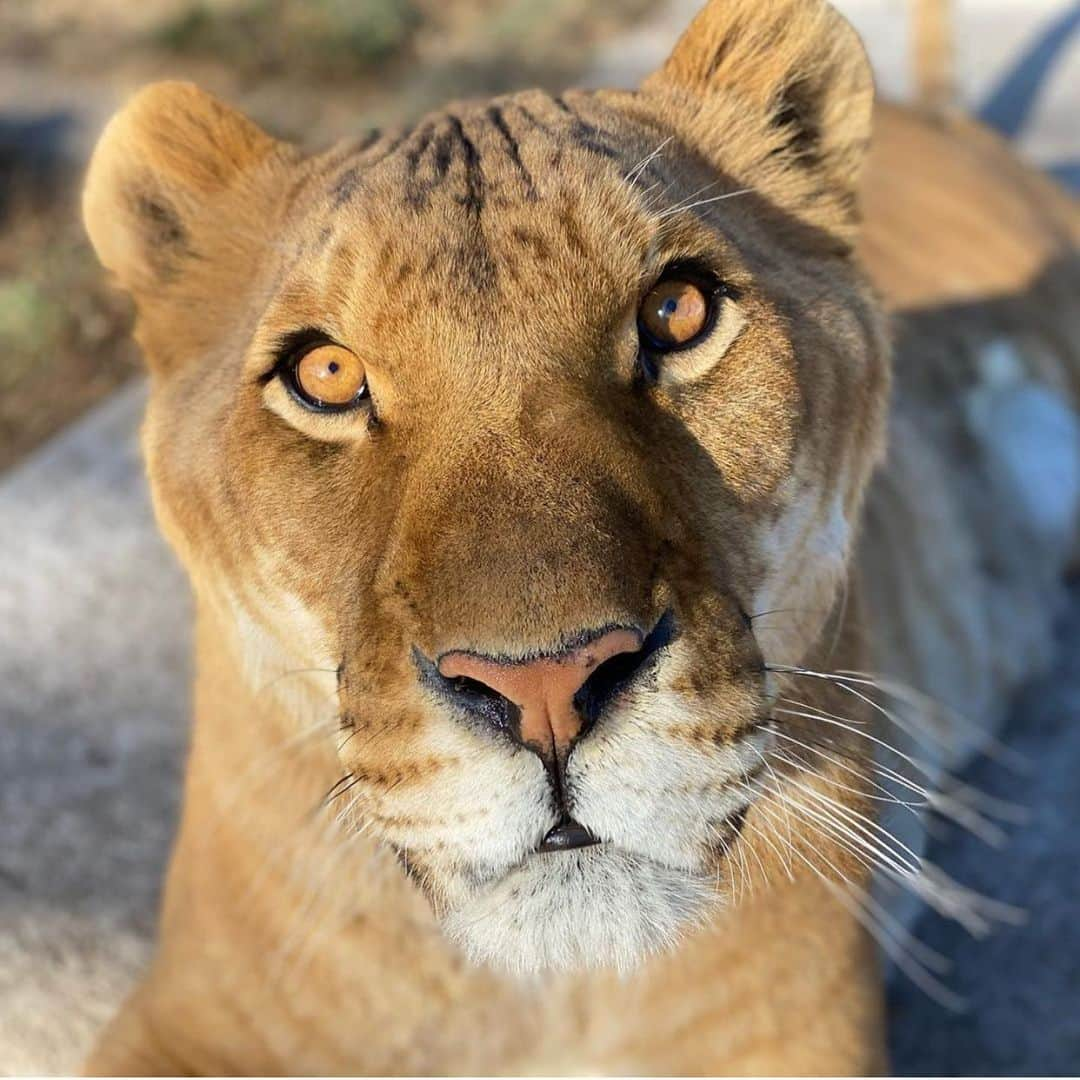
[84, 987, 187, 1076]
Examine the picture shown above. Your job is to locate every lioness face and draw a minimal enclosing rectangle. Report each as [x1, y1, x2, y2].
[85, 0, 888, 972]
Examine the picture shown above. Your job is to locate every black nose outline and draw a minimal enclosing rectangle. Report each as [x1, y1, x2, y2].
[413, 610, 676, 753]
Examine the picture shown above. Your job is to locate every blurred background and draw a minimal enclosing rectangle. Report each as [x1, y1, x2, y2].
[0, 0, 1077, 1074]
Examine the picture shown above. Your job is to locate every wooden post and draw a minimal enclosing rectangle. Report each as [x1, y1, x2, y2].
[913, 0, 956, 113]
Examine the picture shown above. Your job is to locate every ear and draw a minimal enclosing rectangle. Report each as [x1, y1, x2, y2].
[83, 81, 296, 369]
[642, 0, 874, 242]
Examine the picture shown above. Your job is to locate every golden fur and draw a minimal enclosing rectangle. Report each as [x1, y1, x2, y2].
[80, 0, 1078, 1072]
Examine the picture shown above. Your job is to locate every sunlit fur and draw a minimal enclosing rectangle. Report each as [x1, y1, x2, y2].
[79, 0, 1078, 1072]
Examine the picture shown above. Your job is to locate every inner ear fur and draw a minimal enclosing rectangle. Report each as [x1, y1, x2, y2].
[642, 0, 875, 242]
[83, 81, 296, 369]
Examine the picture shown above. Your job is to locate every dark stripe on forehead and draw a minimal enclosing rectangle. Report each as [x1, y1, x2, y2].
[328, 92, 630, 216]
[404, 122, 442, 210]
[330, 129, 411, 207]
[402, 114, 486, 216]
[331, 166, 362, 208]
[446, 114, 485, 217]
[510, 97, 622, 164]
[552, 95, 621, 160]
[315, 92, 648, 298]
[485, 104, 538, 201]
[406, 123, 436, 176]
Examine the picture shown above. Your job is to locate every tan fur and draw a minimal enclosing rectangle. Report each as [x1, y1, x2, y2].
[80, 0, 1078, 1073]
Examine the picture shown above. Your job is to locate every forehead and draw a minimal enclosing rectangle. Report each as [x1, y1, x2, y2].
[327, 90, 645, 213]
[272, 92, 691, 327]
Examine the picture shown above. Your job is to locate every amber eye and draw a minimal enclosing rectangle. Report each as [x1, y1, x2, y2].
[638, 278, 712, 351]
[291, 344, 367, 410]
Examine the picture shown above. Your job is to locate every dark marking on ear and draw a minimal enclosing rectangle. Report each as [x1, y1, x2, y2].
[771, 79, 822, 168]
[127, 189, 192, 282]
[134, 191, 187, 249]
[486, 105, 538, 201]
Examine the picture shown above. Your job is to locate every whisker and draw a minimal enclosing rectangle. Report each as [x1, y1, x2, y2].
[656, 187, 753, 219]
[835, 669, 1029, 771]
[253, 666, 340, 700]
[623, 135, 673, 185]
[775, 705, 938, 782]
[744, 794, 966, 1009]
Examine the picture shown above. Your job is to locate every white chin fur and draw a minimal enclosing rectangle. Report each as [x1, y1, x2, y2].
[441, 845, 717, 975]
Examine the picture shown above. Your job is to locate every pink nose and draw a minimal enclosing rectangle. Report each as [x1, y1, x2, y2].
[437, 628, 643, 757]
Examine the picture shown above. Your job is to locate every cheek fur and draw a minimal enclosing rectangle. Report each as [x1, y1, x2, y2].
[215, 573, 340, 723]
[751, 477, 853, 665]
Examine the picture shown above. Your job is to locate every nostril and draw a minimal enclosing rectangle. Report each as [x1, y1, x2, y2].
[449, 673, 502, 701]
[414, 649, 521, 734]
[448, 675, 520, 734]
[573, 646, 648, 723]
[573, 610, 675, 725]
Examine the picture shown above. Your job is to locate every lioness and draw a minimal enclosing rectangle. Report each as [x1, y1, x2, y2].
[81, 0, 1079, 1072]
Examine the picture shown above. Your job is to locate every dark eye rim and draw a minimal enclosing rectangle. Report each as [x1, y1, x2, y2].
[636, 262, 736, 366]
[267, 327, 370, 414]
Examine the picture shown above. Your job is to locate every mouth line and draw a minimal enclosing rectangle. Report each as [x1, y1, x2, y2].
[530, 763, 764, 863]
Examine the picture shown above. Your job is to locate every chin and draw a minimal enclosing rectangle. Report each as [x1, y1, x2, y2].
[440, 845, 719, 975]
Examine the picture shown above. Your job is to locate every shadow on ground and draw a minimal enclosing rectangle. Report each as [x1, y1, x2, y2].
[889, 585, 1080, 1075]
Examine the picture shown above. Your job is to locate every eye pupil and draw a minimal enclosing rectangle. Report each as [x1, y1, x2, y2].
[662, 298, 679, 317]
[328, 361, 340, 374]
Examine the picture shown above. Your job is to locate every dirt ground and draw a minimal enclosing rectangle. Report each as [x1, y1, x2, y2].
[0, 0, 653, 470]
